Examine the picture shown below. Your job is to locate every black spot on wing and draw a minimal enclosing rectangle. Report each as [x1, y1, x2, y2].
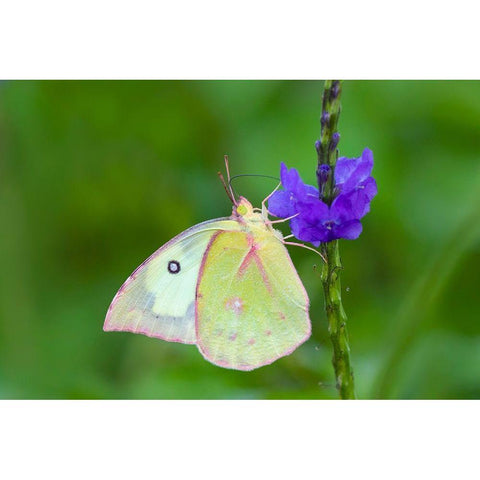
[168, 260, 181, 274]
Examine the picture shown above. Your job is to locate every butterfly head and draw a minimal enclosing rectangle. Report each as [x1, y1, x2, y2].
[233, 197, 272, 231]
[234, 197, 254, 218]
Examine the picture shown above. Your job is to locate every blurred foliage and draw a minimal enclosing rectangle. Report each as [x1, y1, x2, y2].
[1, 80, 480, 399]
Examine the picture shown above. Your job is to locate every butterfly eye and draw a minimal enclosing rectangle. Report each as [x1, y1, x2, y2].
[236, 204, 248, 216]
[167, 260, 181, 274]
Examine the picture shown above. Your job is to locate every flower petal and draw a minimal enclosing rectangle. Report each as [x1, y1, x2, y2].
[280, 163, 301, 192]
[343, 189, 369, 219]
[268, 190, 296, 218]
[341, 176, 377, 218]
[335, 148, 374, 194]
[300, 183, 320, 201]
[355, 148, 374, 179]
[334, 157, 358, 185]
[296, 197, 330, 224]
[334, 219, 363, 240]
[330, 194, 357, 222]
[290, 216, 329, 245]
[362, 176, 378, 201]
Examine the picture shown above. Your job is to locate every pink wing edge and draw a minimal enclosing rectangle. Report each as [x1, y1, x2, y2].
[194, 230, 312, 371]
[103, 217, 232, 345]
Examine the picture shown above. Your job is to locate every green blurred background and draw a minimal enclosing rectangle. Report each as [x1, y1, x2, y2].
[1, 80, 479, 399]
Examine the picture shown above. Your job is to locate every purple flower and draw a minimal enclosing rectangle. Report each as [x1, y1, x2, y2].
[335, 148, 377, 218]
[268, 162, 318, 218]
[267, 148, 377, 245]
[290, 195, 362, 247]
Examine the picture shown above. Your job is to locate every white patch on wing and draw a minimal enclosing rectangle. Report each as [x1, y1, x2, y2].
[104, 218, 240, 344]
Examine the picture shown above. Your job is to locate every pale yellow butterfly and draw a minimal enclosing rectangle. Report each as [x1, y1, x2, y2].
[104, 161, 311, 370]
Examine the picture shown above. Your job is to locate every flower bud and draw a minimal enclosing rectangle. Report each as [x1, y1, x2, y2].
[321, 111, 330, 127]
[329, 132, 340, 151]
[317, 163, 331, 199]
[330, 81, 341, 100]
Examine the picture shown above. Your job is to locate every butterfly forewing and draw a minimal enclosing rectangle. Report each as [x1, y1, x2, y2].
[104, 219, 239, 344]
[196, 229, 311, 370]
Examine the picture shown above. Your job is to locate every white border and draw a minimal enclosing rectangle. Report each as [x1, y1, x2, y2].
[1, 400, 478, 478]
[1, 1, 478, 78]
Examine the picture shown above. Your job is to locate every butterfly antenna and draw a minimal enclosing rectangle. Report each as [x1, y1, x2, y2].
[217, 171, 237, 205]
[224, 155, 238, 205]
[228, 173, 281, 212]
[218, 155, 237, 206]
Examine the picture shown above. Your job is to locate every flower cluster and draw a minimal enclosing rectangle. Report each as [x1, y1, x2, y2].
[268, 148, 377, 246]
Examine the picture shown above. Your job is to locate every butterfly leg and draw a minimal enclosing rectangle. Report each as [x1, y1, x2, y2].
[283, 241, 327, 264]
[268, 213, 299, 225]
[260, 182, 282, 217]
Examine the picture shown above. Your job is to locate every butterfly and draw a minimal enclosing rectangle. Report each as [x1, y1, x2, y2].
[103, 162, 312, 371]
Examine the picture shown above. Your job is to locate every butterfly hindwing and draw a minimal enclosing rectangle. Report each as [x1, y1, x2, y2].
[104, 218, 240, 344]
[195, 229, 311, 370]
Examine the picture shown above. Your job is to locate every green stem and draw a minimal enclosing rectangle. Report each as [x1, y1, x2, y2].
[318, 80, 356, 399]
[321, 240, 355, 399]
[317, 80, 342, 199]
